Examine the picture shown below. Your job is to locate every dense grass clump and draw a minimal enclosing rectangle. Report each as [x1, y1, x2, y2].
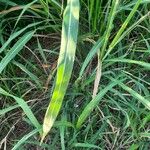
[0, 0, 150, 149]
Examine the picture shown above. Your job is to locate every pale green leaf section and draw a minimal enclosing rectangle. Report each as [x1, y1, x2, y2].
[73, 143, 101, 149]
[41, 0, 80, 141]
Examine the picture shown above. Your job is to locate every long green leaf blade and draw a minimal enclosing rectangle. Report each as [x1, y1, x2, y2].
[42, 0, 80, 141]
[73, 143, 101, 149]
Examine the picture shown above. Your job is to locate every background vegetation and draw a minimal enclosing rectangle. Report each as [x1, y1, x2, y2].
[0, 0, 150, 149]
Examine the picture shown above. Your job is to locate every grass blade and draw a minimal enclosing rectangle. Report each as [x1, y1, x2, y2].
[0, 87, 41, 130]
[76, 78, 125, 128]
[110, 78, 150, 110]
[0, 0, 17, 6]
[78, 38, 104, 79]
[14, 0, 38, 28]
[0, 31, 34, 74]
[103, 0, 142, 60]
[73, 143, 101, 149]
[0, 105, 19, 115]
[13, 61, 42, 88]
[0, 21, 42, 54]
[41, 0, 80, 141]
[105, 58, 150, 69]
[114, 11, 150, 49]
[12, 128, 40, 150]
[100, 0, 119, 58]
[120, 86, 150, 110]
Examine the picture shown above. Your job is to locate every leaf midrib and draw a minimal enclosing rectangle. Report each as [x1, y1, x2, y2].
[50, 0, 74, 118]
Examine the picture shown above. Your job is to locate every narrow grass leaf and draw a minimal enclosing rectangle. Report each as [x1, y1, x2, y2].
[105, 58, 150, 69]
[140, 113, 150, 128]
[13, 61, 42, 88]
[119, 0, 149, 12]
[111, 11, 150, 51]
[108, 95, 130, 128]
[54, 121, 74, 128]
[42, 0, 80, 141]
[0, 31, 34, 74]
[12, 128, 40, 150]
[140, 132, 150, 138]
[0, 87, 41, 130]
[73, 143, 101, 149]
[110, 78, 150, 110]
[0, 22, 42, 53]
[103, 0, 142, 60]
[37, 39, 47, 64]
[78, 38, 104, 79]
[76, 78, 125, 128]
[50, 0, 61, 8]
[100, 0, 119, 58]
[121, 85, 150, 110]
[0, 105, 19, 115]
[14, 0, 38, 28]
[0, 0, 17, 6]
[59, 115, 66, 150]
[110, 0, 142, 47]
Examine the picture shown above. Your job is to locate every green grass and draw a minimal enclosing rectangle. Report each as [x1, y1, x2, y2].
[0, 0, 150, 149]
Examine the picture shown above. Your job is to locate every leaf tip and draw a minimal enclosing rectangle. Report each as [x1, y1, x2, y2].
[40, 132, 46, 145]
